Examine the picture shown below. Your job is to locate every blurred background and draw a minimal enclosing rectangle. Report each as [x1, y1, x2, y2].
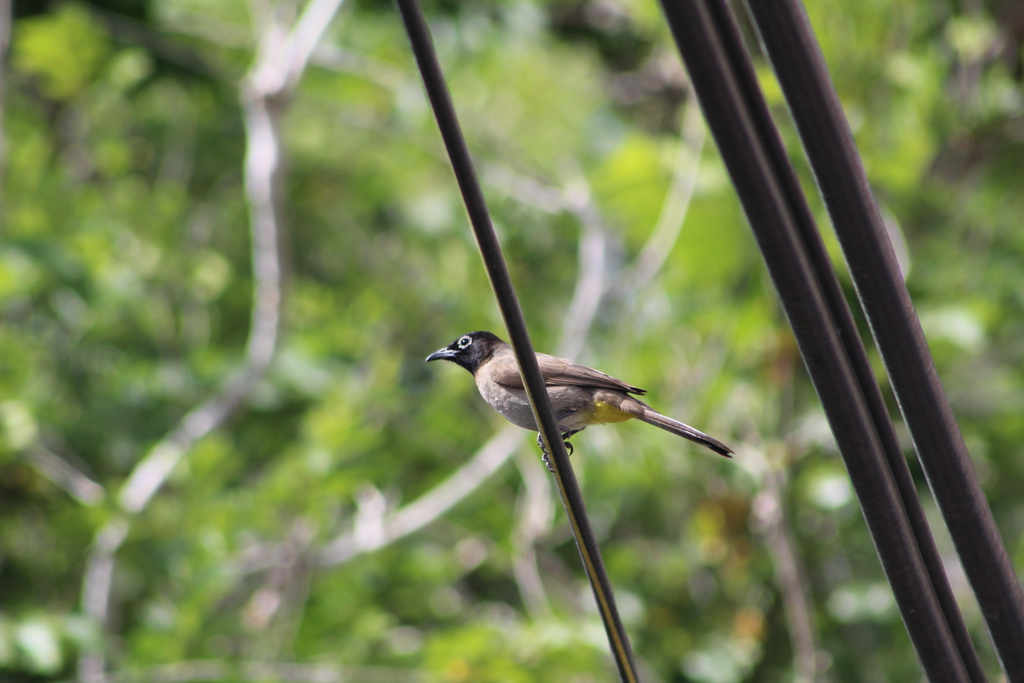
[2, 0, 1024, 680]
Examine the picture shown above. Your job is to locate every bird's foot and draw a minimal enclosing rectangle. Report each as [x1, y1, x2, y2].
[537, 430, 582, 473]
[562, 430, 580, 457]
[537, 433, 555, 473]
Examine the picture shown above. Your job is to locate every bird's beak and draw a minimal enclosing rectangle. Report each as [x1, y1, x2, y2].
[426, 347, 456, 362]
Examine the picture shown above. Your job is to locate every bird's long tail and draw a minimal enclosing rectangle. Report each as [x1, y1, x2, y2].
[637, 410, 733, 458]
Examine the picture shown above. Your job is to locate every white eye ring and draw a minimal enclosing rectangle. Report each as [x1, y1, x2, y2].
[458, 336, 472, 349]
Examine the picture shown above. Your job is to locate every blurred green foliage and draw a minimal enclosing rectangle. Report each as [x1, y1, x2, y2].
[2, 0, 1023, 680]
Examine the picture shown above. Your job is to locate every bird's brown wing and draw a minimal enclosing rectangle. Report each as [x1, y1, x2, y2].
[486, 353, 646, 395]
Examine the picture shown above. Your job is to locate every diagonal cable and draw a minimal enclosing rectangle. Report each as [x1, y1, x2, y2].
[656, 0, 976, 679]
[392, 0, 638, 680]
[744, 2, 1024, 678]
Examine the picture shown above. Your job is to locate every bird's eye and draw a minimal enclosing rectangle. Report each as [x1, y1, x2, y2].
[458, 336, 472, 349]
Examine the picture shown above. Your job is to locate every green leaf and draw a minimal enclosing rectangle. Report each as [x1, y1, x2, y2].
[12, 3, 110, 100]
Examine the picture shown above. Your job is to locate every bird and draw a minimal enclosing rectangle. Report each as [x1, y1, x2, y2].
[426, 331, 732, 464]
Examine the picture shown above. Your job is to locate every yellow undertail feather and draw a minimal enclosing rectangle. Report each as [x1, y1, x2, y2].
[589, 400, 636, 424]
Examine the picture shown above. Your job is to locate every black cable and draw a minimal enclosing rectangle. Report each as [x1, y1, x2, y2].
[392, 1, 639, 680]
[656, 0, 973, 679]
[732, 1, 984, 679]
[745, 2, 1024, 678]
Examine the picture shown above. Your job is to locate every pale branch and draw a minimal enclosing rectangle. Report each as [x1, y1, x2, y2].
[511, 447, 556, 618]
[478, 163, 609, 358]
[311, 43, 407, 90]
[0, 0, 9, 193]
[752, 467, 821, 683]
[150, 7, 398, 91]
[278, 0, 348, 92]
[352, 484, 390, 551]
[244, 520, 317, 658]
[80, 519, 130, 623]
[482, 163, 568, 215]
[114, 52, 287, 517]
[556, 175, 609, 359]
[741, 433, 823, 683]
[77, 659, 427, 683]
[118, 385, 251, 514]
[238, 90, 284, 374]
[484, 139, 704, 333]
[117, 0, 343, 522]
[22, 446, 105, 506]
[78, 1, 347, 677]
[619, 100, 706, 292]
[245, 0, 346, 96]
[316, 426, 524, 565]
[77, 517, 130, 679]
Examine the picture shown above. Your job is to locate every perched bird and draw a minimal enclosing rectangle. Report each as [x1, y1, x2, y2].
[426, 331, 732, 461]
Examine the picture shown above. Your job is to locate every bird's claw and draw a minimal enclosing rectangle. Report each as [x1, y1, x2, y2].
[562, 430, 579, 457]
[537, 433, 555, 473]
[537, 431, 578, 473]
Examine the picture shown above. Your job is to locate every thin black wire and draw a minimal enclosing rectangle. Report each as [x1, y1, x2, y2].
[656, 0, 973, 680]
[392, 1, 639, 681]
[745, 2, 1024, 678]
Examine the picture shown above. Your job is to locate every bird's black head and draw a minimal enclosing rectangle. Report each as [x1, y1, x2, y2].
[426, 331, 505, 374]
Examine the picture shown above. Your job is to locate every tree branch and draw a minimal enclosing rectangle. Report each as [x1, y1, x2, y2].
[78, 659, 426, 683]
[0, 0, 10, 195]
[741, 421, 823, 682]
[751, 462, 821, 683]
[78, 1, 347, 677]
[510, 447, 556, 618]
[316, 426, 524, 565]
[619, 100, 706, 292]
[21, 446, 105, 506]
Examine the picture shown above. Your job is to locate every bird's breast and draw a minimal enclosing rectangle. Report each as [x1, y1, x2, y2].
[476, 373, 537, 429]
